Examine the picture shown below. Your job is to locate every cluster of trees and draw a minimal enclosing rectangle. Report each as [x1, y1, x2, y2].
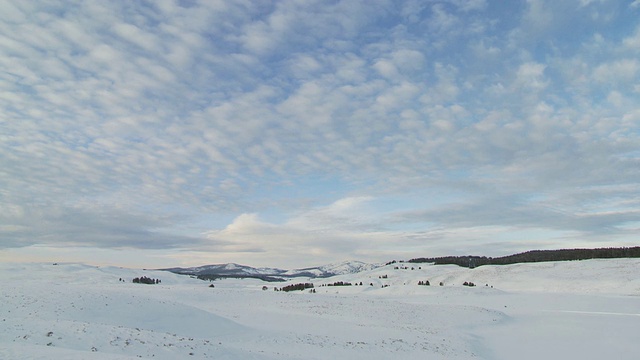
[408, 247, 640, 268]
[462, 281, 476, 287]
[132, 276, 160, 284]
[196, 274, 285, 282]
[326, 281, 352, 286]
[418, 280, 430, 286]
[276, 283, 314, 292]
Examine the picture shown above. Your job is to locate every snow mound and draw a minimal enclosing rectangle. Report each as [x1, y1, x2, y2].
[0, 263, 262, 360]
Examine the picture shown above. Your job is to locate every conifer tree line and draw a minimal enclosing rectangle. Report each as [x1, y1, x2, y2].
[325, 281, 352, 286]
[408, 247, 640, 268]
[276, 283, 314, 292]
[132, 276, 161, 284]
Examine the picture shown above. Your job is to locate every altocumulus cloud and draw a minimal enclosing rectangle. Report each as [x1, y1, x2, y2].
[0, 0, 639, 268]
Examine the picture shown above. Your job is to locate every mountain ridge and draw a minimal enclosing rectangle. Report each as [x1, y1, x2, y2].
[162, 247, 640, 281]
[161, 260, 381, 281]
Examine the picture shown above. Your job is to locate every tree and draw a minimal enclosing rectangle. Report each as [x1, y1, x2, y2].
[132, 276, 159, 285]
[280, 283, 314, 292]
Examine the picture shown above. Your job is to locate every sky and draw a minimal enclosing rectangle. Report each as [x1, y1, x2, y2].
[1, 0, 639, 269]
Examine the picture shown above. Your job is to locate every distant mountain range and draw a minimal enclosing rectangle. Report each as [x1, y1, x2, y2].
[162, 261, 381, 282]
[163, 247, 640, 282]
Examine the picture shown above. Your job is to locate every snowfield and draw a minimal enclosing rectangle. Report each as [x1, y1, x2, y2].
[1, 259, 639, 359]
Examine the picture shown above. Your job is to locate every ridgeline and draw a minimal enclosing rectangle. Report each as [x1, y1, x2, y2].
[407, 247, 640, 268]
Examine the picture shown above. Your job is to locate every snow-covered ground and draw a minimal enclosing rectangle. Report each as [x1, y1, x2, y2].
[2, 259, 639, 359]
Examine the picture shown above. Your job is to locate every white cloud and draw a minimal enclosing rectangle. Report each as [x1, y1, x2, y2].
[522, 0, 554, 31]
[373, 59, 400, 79]
[428, 4, 459, 34]
[202, 197, 393, 266]
[515, 62, 548, 91]
[1, 0, 638, 267]
[622, 25, 640, 50]
[452, 0, 488, 12]
[111, 23, 161, 52]
[592, 59, 639, 84]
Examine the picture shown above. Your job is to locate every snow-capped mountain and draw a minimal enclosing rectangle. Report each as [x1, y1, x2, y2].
[285, 260, 381, 277]
[162, 260, 382, 280]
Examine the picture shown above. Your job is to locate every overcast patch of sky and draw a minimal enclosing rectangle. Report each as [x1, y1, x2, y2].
[0, 0, 638, 268]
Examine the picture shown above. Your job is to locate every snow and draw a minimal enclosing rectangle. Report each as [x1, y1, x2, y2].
[172, 260, 381, 278]
[1, 259, 639, 359]
[287, 260, 381, 277]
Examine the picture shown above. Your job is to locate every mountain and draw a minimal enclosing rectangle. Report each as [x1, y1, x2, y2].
[284, 260, 380, 277]
[164, 263, 284, 276]
[162, 260, 381, 281]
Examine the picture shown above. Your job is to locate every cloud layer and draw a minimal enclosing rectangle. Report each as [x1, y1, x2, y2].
[1, 0, 639, 267]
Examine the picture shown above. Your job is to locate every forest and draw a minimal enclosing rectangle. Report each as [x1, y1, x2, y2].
[407, 247, 640, 268]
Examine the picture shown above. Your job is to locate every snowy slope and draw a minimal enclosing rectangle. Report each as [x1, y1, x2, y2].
[2, 259, 639, 359]
[165, 262, 285, 276]
[0, 263, 261, 359]
[284, 260, 381, 277]
[355, 259, 640, 295]
[165, 260, 382, 279]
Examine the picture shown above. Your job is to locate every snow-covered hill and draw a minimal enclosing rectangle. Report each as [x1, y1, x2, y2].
[164, 262, 285, 276]
[164, 260, 382, 279]
[285, 260, 381, 277]
[2, 259, 639, 359]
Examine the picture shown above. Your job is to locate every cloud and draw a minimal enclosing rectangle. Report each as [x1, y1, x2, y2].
[1, 0, 638, 267]
[201, 197, 423, 266]
[428, 4, 460, 34]
[199, 187, 640, 268]
[0, 202, 209, 250]
[514, 62, 548, 91]
[592, 59, 639, 84]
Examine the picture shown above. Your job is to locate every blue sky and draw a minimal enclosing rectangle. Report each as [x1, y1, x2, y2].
[1, 0, 639, 268]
